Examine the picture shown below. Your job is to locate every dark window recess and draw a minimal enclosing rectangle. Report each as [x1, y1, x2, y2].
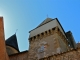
[34, 36, 36, 39]
[49, 30, 51, 34]
[52, 27, 55, 30]
[58, 28, 60, 31]
[41, 33, 44, 36]
[37, 34, 40, 38]
[45, 31, 47, 34]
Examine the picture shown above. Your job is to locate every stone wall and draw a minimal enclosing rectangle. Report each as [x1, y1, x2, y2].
[9, 51, 28, 60]
[9, 48, 80, 60]
[28, 27, 68, 60]
[39, 48, 80, 60]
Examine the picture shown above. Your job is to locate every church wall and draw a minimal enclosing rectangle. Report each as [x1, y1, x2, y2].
[9, 51, 28, 60]
[39, 48, 80, 60]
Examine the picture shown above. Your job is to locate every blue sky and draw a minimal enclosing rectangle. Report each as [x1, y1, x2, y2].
[0, 0, 80, 52]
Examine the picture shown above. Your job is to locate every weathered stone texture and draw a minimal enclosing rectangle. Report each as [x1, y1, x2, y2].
[28, 28, 68, 60]
[9, 51, 28, 60]
[40, 48, 80, 60]
[28, 34, 58, 60]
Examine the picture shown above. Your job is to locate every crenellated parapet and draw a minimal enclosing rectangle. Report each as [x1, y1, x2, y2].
[29, 26, 68, 46]
[29, 27, 56, 43]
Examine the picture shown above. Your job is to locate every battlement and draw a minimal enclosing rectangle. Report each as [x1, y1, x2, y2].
[29, 26, 68, 46]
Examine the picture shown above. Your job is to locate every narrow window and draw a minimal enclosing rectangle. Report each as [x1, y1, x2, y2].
[58, 28, 60, 31]
[45, 31, 47, 34]
[49, 30, 51, 34]
[41, 33, 44, 36]
[30, 38, 32, 40]
[52, 27, 55, 30]
[34, 36, 36, 39]
[37, 34, 40, 38]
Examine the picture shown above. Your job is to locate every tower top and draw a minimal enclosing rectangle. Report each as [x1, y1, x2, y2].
[29, 18, 66, 38]
[37, 18, 53, 28]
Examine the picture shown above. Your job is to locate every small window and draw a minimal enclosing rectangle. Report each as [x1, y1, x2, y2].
[41, 33, 44, 36]
[58, 28, 60, 31]
[49, 30, 51, 34]
[34, 36, 36, 39]
[37, 34, 40, 38]
[45, 31, 47, 34]
[52, 27, 55, 30]
[30, 38, 32, 40]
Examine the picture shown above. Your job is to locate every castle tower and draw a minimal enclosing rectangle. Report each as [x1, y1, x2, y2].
[28, 18, 69, 60]
[0, 17, 9, 60]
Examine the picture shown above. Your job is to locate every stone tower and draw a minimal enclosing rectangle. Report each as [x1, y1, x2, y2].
[0, 17, 9, 60]
[28, 18, 69, 60]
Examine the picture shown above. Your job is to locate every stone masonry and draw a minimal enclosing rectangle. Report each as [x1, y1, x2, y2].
[28, 27, 69, 60]
[39, 48, 80, 60]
